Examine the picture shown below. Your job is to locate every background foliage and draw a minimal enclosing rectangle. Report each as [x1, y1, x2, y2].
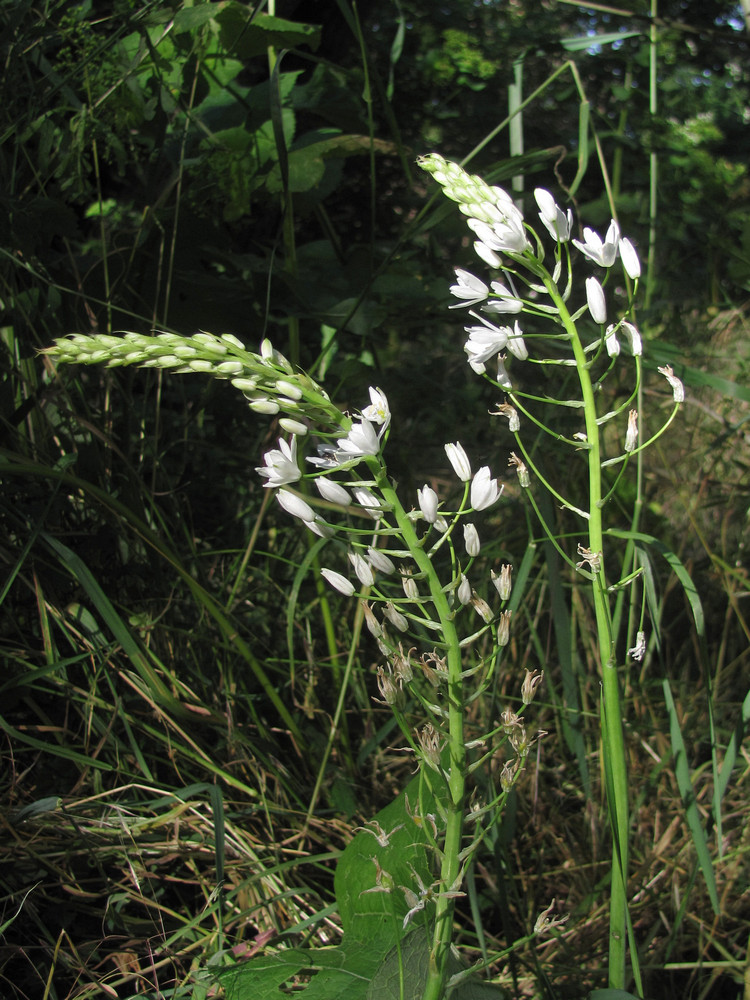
[1, 1, 749, 997]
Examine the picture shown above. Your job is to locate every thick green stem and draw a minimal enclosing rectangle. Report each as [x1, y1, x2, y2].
[542, 278, 630, 988]
[372, 462, 465, 1000]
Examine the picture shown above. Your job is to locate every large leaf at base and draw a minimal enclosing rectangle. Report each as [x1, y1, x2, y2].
[334, 774, 442, 943]
[219, 932, 394, 1000]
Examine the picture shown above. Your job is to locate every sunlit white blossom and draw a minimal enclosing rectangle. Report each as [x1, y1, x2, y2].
[255, 437, 300, 488]
[445, 442, 472, 482]
[619, 237, 641, 279]
[449, 268, 489, 307]
[276, 489, 315, 523]
[586, 276, 607, 324]
[336, 418, 380, 460]
[315, 477, 352, 505]
[417, 485, 439, 523]
[463, 320, 509, 374]
[361, 386, 391, 432]
[352, 485, 384, 519]
[473, 240, 503, 269]
[470, 467, 502, 510]
[483, 280, 523, 314]
[573, 220, 620, 267]
[506, 320, 528, 360]
[534, 188, 572, 242]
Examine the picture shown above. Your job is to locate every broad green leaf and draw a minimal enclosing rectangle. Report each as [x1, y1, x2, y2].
[334, 775, 440, 942]
[216, 7, 322, 59]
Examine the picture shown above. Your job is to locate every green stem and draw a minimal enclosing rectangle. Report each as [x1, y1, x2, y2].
[541, 276, 630, 988]
[370, 460, 465, 1000]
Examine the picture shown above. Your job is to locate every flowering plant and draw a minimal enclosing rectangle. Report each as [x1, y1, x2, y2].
[44, 153, 681, 999]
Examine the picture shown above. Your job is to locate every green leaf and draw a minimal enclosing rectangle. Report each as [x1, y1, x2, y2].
[216, 7, 322, 59]
[219, 934, 392, 1000]
[334, 775, 439, 942]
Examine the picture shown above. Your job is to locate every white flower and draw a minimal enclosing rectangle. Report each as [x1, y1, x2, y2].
[349, 551, 375, 587]
[506, 320, 528, 361]
[470, 467, 502, 510]
[307, 516, 335, 538]
[336, 418, 380, 460]
[586, 276, 607, 324]
[276, 489, 315, 523]
[321, 568, 355, 596]
[278, 417, 308, 436]
[464, 523, 481, 557]
[445, 442, 472, 482]
[449, 268, 489, 307]
[467, 214, 529, 255]
[573, 220, 620, 267]
[315, 477, 352, 505]
[417, 485, 439, 523]
[619, 237, 641, 279]
[457, 574, 472, 605]
[473, 240, 503, 269]
[352, 486, 383, 519]
[361, 387, 391, 432]
[255, 437, 300, 488]
[483, 280, 523, 314]
[534, 188, 572, 242]
[464, 320, 509, 374]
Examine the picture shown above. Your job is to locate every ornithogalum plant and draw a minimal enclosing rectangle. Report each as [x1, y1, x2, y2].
[45, 154, 680, 999]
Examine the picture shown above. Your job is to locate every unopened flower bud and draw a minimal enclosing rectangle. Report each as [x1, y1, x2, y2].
[619, 237, 641, 279]
[463, 523, 481, 557]
[401, 572, 419, 600]
[457, 574, 472, 605]
[367, 547, 396, 575]
[445, 442, 472, 482]
[586, 276, 607, 324]
[321, 568, 355, 596]
[349, 551, 375, 587]
[417, 485, 439, 523]
[383, 602, 408, 632]
[277, 489, 315, 522]
[315, 477, 352, 505]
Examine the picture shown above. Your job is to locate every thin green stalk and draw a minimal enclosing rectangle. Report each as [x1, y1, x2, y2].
[541, 275, 631, 989]
[371, 459, 465, 1000]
